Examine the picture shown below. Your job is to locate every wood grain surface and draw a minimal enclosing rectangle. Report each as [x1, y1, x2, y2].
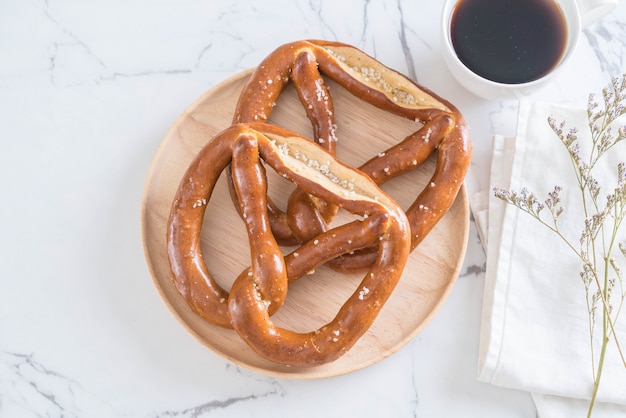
[141, 68, 470, 378]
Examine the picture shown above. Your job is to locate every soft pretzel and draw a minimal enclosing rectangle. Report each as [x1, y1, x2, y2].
[230, 40, 471, 270]
[167, 123, 411, 366]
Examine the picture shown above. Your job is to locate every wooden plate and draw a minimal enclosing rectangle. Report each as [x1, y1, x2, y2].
[141, 68, 469, 379]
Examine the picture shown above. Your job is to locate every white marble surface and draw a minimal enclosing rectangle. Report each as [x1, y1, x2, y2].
[1, 1, 625, 416]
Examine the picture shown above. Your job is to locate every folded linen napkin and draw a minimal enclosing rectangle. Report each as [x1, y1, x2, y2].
[474, 100, 626, 417]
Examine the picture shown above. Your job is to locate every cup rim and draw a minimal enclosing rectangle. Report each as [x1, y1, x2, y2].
[440, 0, 582, 94]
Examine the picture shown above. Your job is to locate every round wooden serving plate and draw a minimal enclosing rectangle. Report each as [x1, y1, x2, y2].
[141, 68, 470, 379]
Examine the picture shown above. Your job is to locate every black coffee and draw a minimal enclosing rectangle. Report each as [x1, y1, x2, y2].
[450, 0, 568, 84]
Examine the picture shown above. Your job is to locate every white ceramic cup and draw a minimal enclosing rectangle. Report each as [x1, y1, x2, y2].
[440, 0, 617, 99]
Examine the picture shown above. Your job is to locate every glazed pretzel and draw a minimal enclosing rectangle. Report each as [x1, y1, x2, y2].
[230, 40, 471, 270]
[167, 123, 411, 366]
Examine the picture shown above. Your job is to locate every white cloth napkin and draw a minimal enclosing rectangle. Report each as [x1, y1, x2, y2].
[473, 100, 626, 417]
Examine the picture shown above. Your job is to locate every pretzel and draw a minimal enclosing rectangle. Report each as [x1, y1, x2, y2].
[167, 123, 411, 366]
[230, 40, 471, 270]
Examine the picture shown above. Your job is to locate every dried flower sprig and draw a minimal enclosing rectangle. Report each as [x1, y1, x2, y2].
[494, 75, 626, 417]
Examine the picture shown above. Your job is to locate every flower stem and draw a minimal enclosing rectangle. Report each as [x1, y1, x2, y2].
[587, 313, 610, 417]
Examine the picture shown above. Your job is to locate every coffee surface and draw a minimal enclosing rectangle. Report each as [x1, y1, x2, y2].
[450, 0, 568, 84]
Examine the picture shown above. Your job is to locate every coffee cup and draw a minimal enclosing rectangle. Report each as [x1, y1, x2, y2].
[440, 0, 617, 99]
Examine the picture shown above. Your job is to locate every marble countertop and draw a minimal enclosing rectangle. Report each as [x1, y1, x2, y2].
[1, 1, 625, 417]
